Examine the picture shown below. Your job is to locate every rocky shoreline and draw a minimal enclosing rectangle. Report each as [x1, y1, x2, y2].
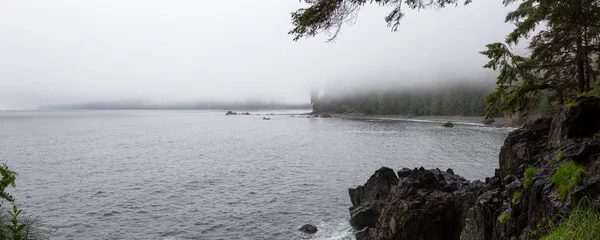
[348, 96, 600, 239]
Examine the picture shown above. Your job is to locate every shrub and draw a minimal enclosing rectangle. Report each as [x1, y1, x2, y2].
[552, 161, 585, 200]
[541, 205, 600, 240]
[524, 167, 540, 189]
[512, 191, 522, 204]
[499, 210, 511, 224]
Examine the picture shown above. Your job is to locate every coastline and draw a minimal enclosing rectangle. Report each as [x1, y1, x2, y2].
[328, 113, 517, 127]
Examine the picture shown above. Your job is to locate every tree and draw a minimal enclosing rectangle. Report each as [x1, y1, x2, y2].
[289, 0, 472, 42]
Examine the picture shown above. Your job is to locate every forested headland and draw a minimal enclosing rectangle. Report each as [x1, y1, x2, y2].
[310, 81, 493, 116]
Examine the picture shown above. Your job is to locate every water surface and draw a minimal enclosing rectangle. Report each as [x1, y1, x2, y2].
[0, 110, 511, 239]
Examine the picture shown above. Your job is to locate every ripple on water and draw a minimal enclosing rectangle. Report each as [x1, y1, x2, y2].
[3, 111, 508, 239]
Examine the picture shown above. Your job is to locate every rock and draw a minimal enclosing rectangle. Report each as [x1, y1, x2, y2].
[442, 122, 454, 128]
[349, 167, 398, 230]
[351, 97, 600, 240]
[225, 111, 237, 115]
[498, 117, 552, 178]
[240, 112, 251, 115]
[547, 96, 600, 148]
[483, 119, 495, 125]
[321, 114, 332, 118]
[355, 167, 481, 240]
[262, 117, 271, 120]
[298, 224, 317, 234]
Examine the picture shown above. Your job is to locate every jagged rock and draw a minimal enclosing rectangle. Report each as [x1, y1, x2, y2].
[355, 167, 481, 240]
[240, 112, 251, 115]
[352, 97, 600, 240]
[442, 122, 454, 128]
[498, 117, 552, 178]
[298, 224, 317, 234]
[348, 167, 398, 230]
[547, 96, 600, 148]
[483, 119, 496, 125]
[225, 111, 237, 115]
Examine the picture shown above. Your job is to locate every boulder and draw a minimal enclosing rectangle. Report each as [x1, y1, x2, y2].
[442, 122, 454, 128]
[298, 224, 317, 234]
[483, 119, 495, 125]
[225, 111, 237, 115]
[355, 167, 482, 240]
[349, 167, 398, 230]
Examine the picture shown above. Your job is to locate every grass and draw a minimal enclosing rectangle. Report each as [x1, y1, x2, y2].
[524, 167, 540, 189]
[512, 191, 522, 204]
[499, 210, 511, 224]
[541, 206, 600, 240]
[551, 161, 585, 200]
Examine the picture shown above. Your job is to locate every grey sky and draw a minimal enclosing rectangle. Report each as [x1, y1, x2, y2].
[0, 0, 515, 109]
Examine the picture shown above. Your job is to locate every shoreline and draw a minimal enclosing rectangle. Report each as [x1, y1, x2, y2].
[329, 113, 517, 127]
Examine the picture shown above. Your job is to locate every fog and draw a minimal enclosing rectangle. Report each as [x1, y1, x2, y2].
[0, 0, 516, 109]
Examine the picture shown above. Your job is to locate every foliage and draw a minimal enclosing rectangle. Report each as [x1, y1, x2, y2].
[0, 165, 17, 204]
[482, 0, 600, 117]
[289, 0, 471, 41]
[523, 167, 540, 189]
[512, 191, 522, 204]
[0, 164, 48, 240]
[541, 204, 600, 240]
[552, 161, 585, 201]
[499, 210, 511, 224]
[312, 83, 491, 116]
[509, 237, 517, 240]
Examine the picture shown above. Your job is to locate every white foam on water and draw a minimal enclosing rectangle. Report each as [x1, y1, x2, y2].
[311, 220, 355, 240]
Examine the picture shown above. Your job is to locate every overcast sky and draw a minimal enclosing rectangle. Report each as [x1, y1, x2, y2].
[0, 0, 516, 109]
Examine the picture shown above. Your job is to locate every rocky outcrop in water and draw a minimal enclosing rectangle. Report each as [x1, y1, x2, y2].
[298, 224, 317, 234]
[349, 96, 600, 240]
[442, 122, 454, 128]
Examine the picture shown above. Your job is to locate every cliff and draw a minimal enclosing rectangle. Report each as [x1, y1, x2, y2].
[348, 96, 600, 240]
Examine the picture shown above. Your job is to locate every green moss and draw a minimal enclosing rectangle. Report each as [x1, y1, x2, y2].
[557, 151, 566, 161]
[499, 210, 511, 224]
[510, 237, 518, 240]
[524, 167, 540, 189]
[576, 90, 600, 99]
[565, 101, 578, 109]
[541, 206, 600, 240]
[552, 161, 585, 200]
[512, 191, 522, 204]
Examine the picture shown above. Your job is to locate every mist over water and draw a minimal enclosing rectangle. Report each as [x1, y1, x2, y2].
[0, 0, 515, 110]
[2, 110, 510, 239]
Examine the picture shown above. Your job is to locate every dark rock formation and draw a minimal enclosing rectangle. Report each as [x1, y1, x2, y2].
[240, 112, 251, 115]
[298, 224, 317, 234]
[547, 96, 600, 148]
[348, 167, 398, 230]
[225, 111, 237, 115]
[498, 117, 552, 178]
[321, 114, 332, 118]
[483, 119, 495, 125]
[442, 122, 454, 128]
[354, 167, 482, 240]
[350, 97, 600, 240]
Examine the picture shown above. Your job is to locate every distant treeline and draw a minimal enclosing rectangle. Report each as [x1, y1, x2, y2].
[311, 83, 493, 116]
[48, 100, 311, 110]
